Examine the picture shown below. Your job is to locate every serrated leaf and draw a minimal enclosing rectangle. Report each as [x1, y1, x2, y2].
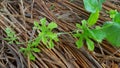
[40, 18, 47, 26]
[102, 22, 120, 47]
[86, 38, 94, 51]
[48, 22, 57, 30]
[32, 48, 40, 52]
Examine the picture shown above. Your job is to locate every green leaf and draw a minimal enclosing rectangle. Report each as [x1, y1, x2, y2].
[42, 37, 47, 45]
[83, 0, 99, 13]
[101, 22, 120, 47]
[98, 0, 106, 10]
[76, 23, 82, 29]
[41, 26, 48, 32]
[34, 21, 39, 27]
[86, 38, 94, 51]
[48, 22, 57, 30]
[92, 29, 106, 42]
[40, 18, 47, 26]
[4, 27, 18, 44]
[108, 10, 118, 18]
[83, 0, 105, 13]
[88, 9, 99, 26]
[29, 53, 35, 61]
[73, 33, 81, 38]
[113, 13, 120, 24]
[19, 47, 25, 52]
[31, 37, 41, 47]
[34, 21, 40, 29]
[48, 40, 54, 48]
[75, 37, 83, 48]
[32, 48, 41, 52]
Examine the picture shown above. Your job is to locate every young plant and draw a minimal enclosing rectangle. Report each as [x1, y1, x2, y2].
[100, 10, 120, 47]
[20, 18, 58, 60]
[73, 0, 106, 51]
[34, 18, 59, 48]
[4, 27, 19, 44]
[74, 20, 94, 51]
[74, 20, 106, 51]
[20, 40, 40, 61]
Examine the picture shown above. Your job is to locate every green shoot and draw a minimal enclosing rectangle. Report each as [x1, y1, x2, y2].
[74, 20, 95, 51]
[20, 18, 58, 60]
[4, 27, 19, 44]
[34, 18, 59, 48]
[20, 40, 41, 61]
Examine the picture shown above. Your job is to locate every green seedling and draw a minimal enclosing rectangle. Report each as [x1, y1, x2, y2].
[73, 0, 106, 51]
[74, 20, 94, 51]
[4, 27, 19, 44]
[74, 21, 106, 51]
[34, 18, 59, 48]
[20, 40, 40, 61]
[20, 18, 58, 60]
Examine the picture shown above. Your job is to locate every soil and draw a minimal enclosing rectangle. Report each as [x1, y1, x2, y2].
[0, 0, 120, 68]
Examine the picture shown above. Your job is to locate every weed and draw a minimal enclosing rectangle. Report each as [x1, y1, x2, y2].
[20, 18, 58, 60]
[33, 18, 59, 48]
[4, 27, 19, 44]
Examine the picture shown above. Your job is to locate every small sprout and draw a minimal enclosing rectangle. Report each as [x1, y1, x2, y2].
[34, 18, 59, 48]
[4, 27, 19, 44]
[21, 18, 59, 61]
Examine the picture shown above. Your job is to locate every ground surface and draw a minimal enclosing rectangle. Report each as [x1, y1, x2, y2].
[0, 0, 120, 68]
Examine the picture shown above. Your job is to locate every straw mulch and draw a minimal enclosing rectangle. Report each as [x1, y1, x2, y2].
[0, 0, 120, 68]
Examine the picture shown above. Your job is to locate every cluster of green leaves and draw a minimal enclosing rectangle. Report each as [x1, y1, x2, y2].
[74, 20, 94, 51]
[4, 27, 19, 44]
[74, 20, 106, 51]
[20, 18, 59, 60]
[73, 0, 106, 51]
[102, 10, 120, 47]
[34, 18, 59, 48]
[74, 0, 120, 51]
[20, 40, 41, 60]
